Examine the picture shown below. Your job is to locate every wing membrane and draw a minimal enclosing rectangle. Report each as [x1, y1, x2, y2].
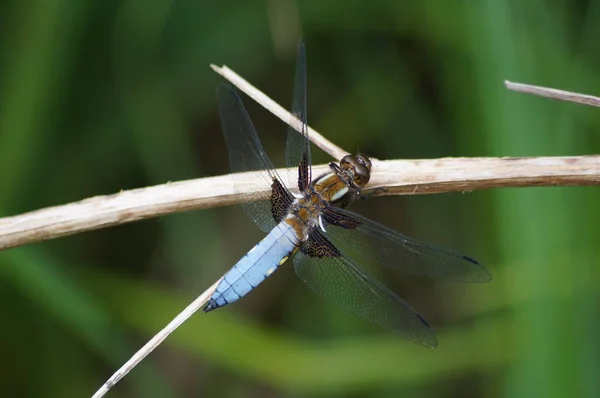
[217, 85, 293, 232]
[293, 230, 437, 348]
[322, 206, 492, 283]
[285, 41, 312, 193]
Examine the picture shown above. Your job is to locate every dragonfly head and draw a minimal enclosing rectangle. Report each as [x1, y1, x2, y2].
[339, 153, 372, 188]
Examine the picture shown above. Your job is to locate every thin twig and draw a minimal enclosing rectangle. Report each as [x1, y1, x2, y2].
[90, 278, 222, 398]
[211, 64, 349, 160]
[505, 80, 600, 108]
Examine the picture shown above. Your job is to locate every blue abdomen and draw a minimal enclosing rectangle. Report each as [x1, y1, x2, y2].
[203, 221, 299, 312]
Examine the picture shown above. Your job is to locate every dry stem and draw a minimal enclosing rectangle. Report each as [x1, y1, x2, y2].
[504, 80, 600, 108]
[1, 156, 598, 252]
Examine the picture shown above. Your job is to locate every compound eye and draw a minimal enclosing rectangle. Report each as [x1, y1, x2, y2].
[353, 164, 371, 186]
[339, 155, 353, 168]
[355, 153, 372, 171]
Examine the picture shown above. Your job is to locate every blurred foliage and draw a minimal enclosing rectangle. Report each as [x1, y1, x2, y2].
[0, 0, 599, 397]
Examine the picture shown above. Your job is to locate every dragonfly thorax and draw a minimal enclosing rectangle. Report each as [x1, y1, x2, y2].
[308, 153, 373, 208]
[285, 188, 329, 241]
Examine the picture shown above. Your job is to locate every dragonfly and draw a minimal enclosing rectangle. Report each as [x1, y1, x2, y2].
[204, 42, 491, 348]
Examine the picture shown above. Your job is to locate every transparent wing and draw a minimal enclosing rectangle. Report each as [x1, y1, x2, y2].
[293, 230, 437, 348]
[285, 41, 312, 193]
[217, 84, 293, 232]
[321, 206, 492, 283]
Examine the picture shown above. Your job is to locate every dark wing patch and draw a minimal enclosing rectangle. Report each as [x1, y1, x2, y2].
[270, 177, 294, 223]
[322, 207, 359, 229]
[301, 228, 341, 258]
[297, 154, 310, 193]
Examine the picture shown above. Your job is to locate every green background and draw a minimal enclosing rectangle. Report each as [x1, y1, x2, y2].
[0, 1, 598, 397]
